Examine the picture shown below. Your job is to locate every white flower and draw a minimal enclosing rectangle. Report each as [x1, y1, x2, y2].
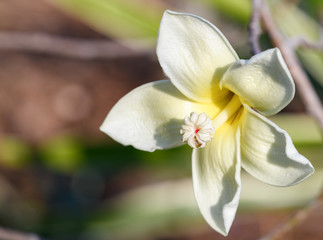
[100, 10, 314, 236]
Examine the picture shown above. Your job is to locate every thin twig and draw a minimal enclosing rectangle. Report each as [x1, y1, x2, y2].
[0, 31, 153, 59]
[289, 36, 323, 51]
[0, 226, 48, 240]
[258, 191, 323, 240]
[249, 0, 262, 54]
[250, 0, 323, 129]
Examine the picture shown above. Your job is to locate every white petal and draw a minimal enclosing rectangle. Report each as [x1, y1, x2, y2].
[157, 10, 238, 103]
[221, 48, 295, 116]
[100, 80, 220, 152]
[192, 120, 241, 236]
[240, 105, 314, 186]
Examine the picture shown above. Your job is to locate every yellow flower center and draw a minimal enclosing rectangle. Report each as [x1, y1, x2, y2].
[180, 95, 242, 149]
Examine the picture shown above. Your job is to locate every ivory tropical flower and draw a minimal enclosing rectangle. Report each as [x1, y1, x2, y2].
[100, 11, 314, 236]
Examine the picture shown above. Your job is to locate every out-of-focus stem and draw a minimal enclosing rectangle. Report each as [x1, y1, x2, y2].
[0, 31, 153, 60]
[249, 0, 262, 54]
[258, 191, 323, 240]
[250, 0, 323, 130]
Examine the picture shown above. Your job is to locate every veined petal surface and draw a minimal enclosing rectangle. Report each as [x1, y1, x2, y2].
[157, 10, 238, 103]
[100, 80, 221, 152]
[221, 48, 295, 116]
[240, 105, 314, 186]
[192, 118, 241, 236]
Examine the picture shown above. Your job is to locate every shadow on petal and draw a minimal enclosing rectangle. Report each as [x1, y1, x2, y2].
[240, 107, 314, 186]
[210, 164, 240, 235]
[153, 118, 184, 149]
[267, 128, 308, 169]
[212, 64, 233, 104]
[221, 50, 294, 115]
[266, 125, 315, 184]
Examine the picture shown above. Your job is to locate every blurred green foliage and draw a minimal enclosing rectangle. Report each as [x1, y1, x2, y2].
[40, 136, 85, 173]
[200, 0, 251, 24]
[270, 114, 323, 146]
[47, 0, 161, 46]
[0, 137, 32, 168]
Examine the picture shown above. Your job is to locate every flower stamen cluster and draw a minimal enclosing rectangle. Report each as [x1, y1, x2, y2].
[180, 112, 214, 149]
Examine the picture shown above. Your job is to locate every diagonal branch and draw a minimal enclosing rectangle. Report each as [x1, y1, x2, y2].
[289, 36, 323, 51]
[250, 0, 323, 130]
[258, 190, 323, 240]
[0, 31, 153, 59]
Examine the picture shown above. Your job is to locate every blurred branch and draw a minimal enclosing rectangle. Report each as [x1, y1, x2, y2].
[250, 0, 323, 130]
[0, 31, 153, 59]
[0, 226, 48, 240]
[249, 0, 262, 54]
[289, 36, 323, 51]
[258, 190, 323, 240]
